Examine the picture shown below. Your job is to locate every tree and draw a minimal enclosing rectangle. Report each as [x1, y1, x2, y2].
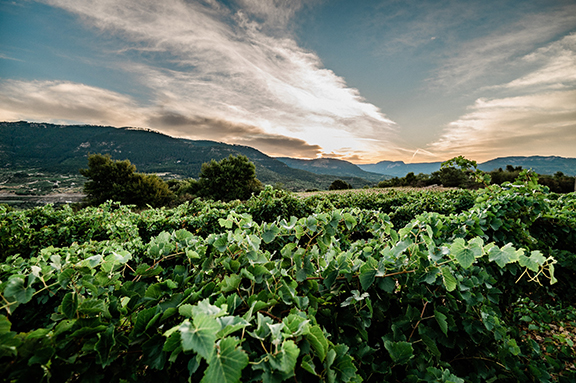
[79, 154, 173, 207]
[437, 155, 491, 187]
[430, 167, 469, 188]
[197, 154, 263, 201]
[329, 179, 352, 190]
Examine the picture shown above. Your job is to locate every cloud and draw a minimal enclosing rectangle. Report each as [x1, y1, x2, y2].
[429, 90, 576, 161]
[368, 0, 477, 53]
[0, 79, 146, 125]
[34, 0, 397, 161]
[429, 29, 576, 162]
[430, 4, 576, 89]
[234, 0, 313, 33]
[0, 78, 323, 157]
[147, 111, 323, 157]
[0, 53, 24, 62]
[502, 33, 576, 90]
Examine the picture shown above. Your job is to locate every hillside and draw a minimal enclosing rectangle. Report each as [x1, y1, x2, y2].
[359, 156, 576, 177]
[0, 121, 373, 191]
[275, 157, 388, 182]
[478, 156, 576, 175]
[358, 161, 442, 177]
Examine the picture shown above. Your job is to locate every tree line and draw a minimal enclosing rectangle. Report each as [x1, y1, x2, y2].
[377, 162, 575, 193]
[79, 153, 575, 209]
[80, 153, 263, 208]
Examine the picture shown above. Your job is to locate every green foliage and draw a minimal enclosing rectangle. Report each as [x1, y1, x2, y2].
[80, 154, 174, 207]
[0, 183, 575, 381]
[197, 154, 263, 201]
[378, 172, 434, 188]
[328, 179, 352, 190]
[1, 121, 380, 192]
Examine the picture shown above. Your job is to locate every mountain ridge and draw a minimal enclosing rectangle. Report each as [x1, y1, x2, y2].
[0, 121, 374, 191]
[358, 156, 576, 177]
[2, 122, 574, 191]
[275, 157, 387, 182]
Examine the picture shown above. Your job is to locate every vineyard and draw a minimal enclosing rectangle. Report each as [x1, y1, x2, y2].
[1, 180, 575, 382]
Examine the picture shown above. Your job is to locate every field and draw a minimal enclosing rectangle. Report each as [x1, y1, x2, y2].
[1, 183, 575, 382]
[295, 186, 457, 198]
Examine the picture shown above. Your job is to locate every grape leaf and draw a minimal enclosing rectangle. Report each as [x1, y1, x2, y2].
[179, 315, 220, 360]
[201, 337, 248, 383]
[434, 310, 448, 336]
[95, 326, 116, 368]
[359, 256, 378, 290]
[60, 292, 78, 319]
[441, 267, 457, 292]
[384, 340, 414, 365]
[450, 238, 475, 269]
[306, 325, 328, 362]
[4, 277, 35, 304]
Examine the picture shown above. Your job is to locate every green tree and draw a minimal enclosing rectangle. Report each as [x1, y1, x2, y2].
[79, 154, 173, 207]
[436, 155, 491, 187]
[197, 155, 263, 201]
[329, 179, 352, 190]
[431, 167, 469, 188]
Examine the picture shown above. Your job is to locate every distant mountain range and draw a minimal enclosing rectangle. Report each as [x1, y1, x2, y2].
[358, 161, 442, 178]
[275, 157, 387, 183]
[359, 157, 576, 177]
[0, 121, 376, 191]
[2, 122, 573, 192]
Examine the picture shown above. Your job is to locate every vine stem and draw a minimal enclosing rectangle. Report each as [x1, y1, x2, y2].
[258, 310, 282, 322]
[408, 300, 429, 341]
[450, 356, 507, 370]
[131, 252, 184, 282]
[305, 268, 417, 281]
[0, 281, 59, 313]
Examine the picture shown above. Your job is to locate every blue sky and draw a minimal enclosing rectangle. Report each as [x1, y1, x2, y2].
[1, 0, 575, 163]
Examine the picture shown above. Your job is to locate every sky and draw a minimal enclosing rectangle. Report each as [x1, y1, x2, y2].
[1, 0, 575, 164]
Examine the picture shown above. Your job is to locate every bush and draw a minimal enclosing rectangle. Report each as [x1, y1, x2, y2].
[196, 154, 263, 201]
[79, 154, 174, 207]
[329, 179, 352, 190]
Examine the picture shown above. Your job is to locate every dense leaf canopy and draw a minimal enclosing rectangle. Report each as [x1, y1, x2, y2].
[197, 154, 263, 201]
[80, 154, 173, 207]
[1, 181, 575, 382]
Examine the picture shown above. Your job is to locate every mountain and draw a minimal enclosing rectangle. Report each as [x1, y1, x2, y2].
[275, 157, 389, 182]
[0, 121, 374, 191]
[478, 156, 576, 175]
[358, 161, 442, 177]
[359, 156, 576, 177]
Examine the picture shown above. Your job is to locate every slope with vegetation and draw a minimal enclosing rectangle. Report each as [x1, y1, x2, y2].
[1, 164, 575, 382]
[0, 121, 372, 191]
[360, 156, 576, 178]
[378, 159, 575, 194]
[275, 157, 387, 183]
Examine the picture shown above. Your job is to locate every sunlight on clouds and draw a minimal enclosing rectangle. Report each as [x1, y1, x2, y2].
[504, 33, 576, 90]
[431, 29, 576, 162]
[430, 90, 576, 161]
[38, 0, 398, 161]
[431, 5, 576, 89]
[0, 78, 325, 158]
[0, 80, 146, 126]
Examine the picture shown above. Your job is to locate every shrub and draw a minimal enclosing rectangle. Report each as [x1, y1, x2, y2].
[329, 179, 352, 190]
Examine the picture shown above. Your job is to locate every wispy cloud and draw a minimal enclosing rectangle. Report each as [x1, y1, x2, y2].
[0, 53, 24, 62]
[429, 88, 576, 161]
[368, 0, 477, 53]
[0, 79, 146, 125]
[147, 111, 323, 157]
[0, 78, 322, 157]
[21, 0, 398, 160]
[430, 4, 576, 90]
[426, 7, 576, 162]
[502, 33, 576, 90]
